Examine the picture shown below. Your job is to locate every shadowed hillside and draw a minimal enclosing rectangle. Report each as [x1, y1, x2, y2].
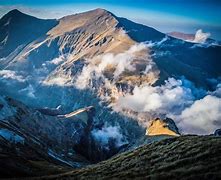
[0, 9, 58, 58]
[35, 136, 221, 180]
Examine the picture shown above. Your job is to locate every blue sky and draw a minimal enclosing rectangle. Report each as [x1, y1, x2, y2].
[1, 0, 221, 40]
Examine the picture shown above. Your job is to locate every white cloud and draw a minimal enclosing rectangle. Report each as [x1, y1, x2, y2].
[0, 70, 25, 82]
[145, 36, 169, 47]
[113, 77, 221, 135]
[92, 124, 127, 147]
[177, 95, 221, 135]
[48, 56, 65, 65]
[74, 43, 152, 89]
[73, 41, 221, 135]
[193, 29, 210, 43]
[97, 43, 149, 79]
[115, 78, 195, 115]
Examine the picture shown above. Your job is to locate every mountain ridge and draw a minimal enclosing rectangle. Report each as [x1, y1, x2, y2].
[1, 8, 220, 89]
[0, 9, 58, 58]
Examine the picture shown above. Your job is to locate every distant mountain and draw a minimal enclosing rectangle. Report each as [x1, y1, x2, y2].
[167, 31, 195, 41]
[167, 31, 220, 45]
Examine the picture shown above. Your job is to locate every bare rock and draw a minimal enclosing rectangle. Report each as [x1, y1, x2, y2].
[146, 118, 180, 136]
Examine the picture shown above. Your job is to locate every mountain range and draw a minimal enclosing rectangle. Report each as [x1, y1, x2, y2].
[0, 8, 221, 179]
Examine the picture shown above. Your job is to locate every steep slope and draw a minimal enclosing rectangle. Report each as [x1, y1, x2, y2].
[0, 120, 73, 178]
[0, 96, 96, 169]
[117, 17, 165, 42]
[0, 9, 57, 58]
[36, 136, 221, 180]
[0, 8, 220, 94]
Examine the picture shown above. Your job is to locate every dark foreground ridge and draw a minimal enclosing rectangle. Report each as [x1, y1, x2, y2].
[33, 135, 221, 180]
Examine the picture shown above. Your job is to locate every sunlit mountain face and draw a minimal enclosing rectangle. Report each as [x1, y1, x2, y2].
[0, 0, 221, 179]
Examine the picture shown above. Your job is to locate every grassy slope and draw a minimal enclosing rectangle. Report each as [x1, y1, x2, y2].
[37, 135, 221, 180]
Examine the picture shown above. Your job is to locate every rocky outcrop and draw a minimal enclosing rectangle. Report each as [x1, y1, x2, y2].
[37, 105, 63, 116]
[146, 118, 180, 136]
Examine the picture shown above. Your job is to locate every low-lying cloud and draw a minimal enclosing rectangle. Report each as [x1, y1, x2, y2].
[114, 77, 220, 135]
[1, 37, 220, 136]
[0, 70, 25, 82]
[92, 124, 127, 147]
[178, 95, 221, 135]
[115, 78, 195, 114]
[193, 29, 210, 43]
[19, 84, 36, 98]
[75, 43, 155, 90]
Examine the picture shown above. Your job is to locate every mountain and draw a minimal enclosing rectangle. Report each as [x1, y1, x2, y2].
[0, 9, 57, 58]
[167, 31, 220, 45]
[0, 8, 221, 179]
[0, 9, 220, 91]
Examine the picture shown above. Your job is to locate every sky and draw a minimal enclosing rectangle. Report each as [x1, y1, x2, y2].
[0, 0, 221, 40]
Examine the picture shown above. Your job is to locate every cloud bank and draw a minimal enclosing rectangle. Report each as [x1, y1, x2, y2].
[114, 77, 221, 135]
[178, 95, 221, 135]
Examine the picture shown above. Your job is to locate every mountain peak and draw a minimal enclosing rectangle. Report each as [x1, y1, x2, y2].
[93, 8, 108, 13]
[74, 8, 114, 18]
[3, 9, 26, 19]
[0, 8, 36, 23]
[8, 9, 22, 14]
[0, 9, 58, 58]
